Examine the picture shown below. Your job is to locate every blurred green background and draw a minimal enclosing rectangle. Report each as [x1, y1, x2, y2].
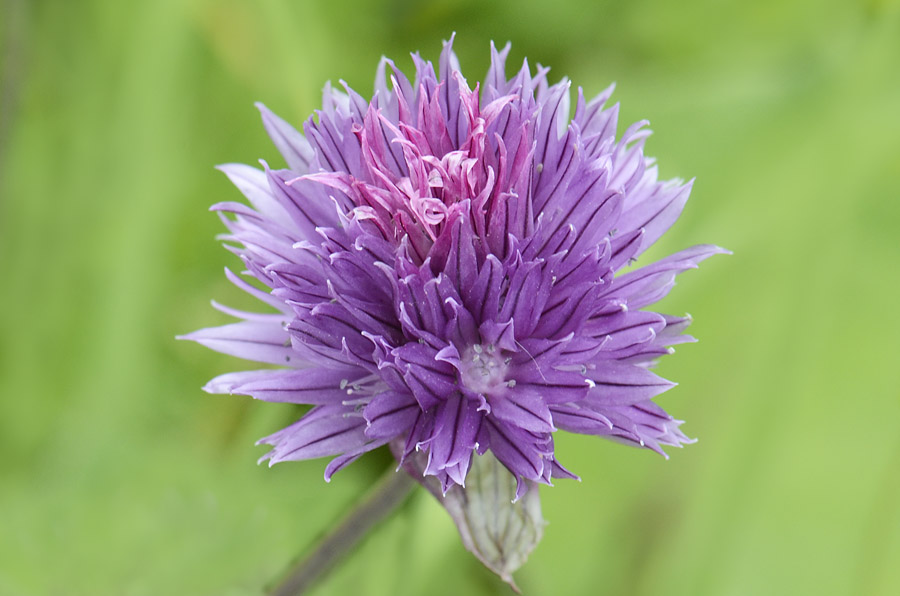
[2, 0, 898, 594]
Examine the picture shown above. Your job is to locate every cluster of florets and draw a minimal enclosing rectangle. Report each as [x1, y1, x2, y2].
[184, 38, 725, 497]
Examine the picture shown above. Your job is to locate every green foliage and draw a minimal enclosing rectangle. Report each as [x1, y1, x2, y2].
[1, 0, 898, 594]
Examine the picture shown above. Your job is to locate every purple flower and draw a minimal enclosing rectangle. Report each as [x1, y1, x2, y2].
[183, 38, 727, 499]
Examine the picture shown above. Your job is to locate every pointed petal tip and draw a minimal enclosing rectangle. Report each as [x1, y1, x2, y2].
[490, 39, 512, 54]
[200, 381, 221, 395]
[698, 244, 732, 256]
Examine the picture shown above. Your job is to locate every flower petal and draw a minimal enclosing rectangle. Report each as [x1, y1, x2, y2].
[607, 244, 730, 309]
[256, 102, 315, 172]
[204, 367, 368, 404]
[179, 321, 296, 366]
[584, 361, 676, 406]
[258, 405, 369, 465]
[425, 392, 482, 476]
[489, 389, 556, 434]
[364, 390, 420, 439]
[484, 418, 550, 483]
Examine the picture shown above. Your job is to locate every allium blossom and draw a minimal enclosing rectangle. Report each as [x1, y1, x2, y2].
[184, 39, 726, 499]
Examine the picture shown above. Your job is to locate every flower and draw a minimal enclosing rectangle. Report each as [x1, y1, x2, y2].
[183, 37, 727, 499]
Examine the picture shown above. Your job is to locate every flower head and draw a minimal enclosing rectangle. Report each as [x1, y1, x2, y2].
[183, 38, 726, 499]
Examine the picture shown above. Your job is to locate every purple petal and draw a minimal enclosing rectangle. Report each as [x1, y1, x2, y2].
[586, 310, 667, 351]
[258, 405, 369, 465]
[498, 260, 550, 337]
[584, 361, 676, 406]
[288, 302, 376, 367]
[607, 244, 730, 309]
[267, 165, 342, 238]
[222, 267, 289, 314]
[204, 367, 368, 404]
[484, 418, 550, 483]
[364, 390, 420, 439]
[256, 102, 315, 172]
[484, 40, 513, 98]
[217, 163, 295, 227]
[550, 404, 613, 434]
[425, 392, 482, 476]
[617, 174, 692, 257]
[592, 400, 696, 456]
[393, 342, 458, 410]
[465, 254, 504, 323]
[179, 320, 297, 366]
[489, 389, 556, 434]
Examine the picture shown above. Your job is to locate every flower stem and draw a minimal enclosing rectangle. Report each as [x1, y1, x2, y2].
[269, 468, 417, 596]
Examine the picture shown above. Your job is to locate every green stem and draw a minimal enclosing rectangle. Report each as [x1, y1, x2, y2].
[269, 468, 417, 596]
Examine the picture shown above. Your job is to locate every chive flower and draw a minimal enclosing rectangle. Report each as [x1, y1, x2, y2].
[183, 37, 727, 501]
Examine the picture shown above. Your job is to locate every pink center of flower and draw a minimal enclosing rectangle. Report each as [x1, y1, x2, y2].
[297, 75, 531, 260]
